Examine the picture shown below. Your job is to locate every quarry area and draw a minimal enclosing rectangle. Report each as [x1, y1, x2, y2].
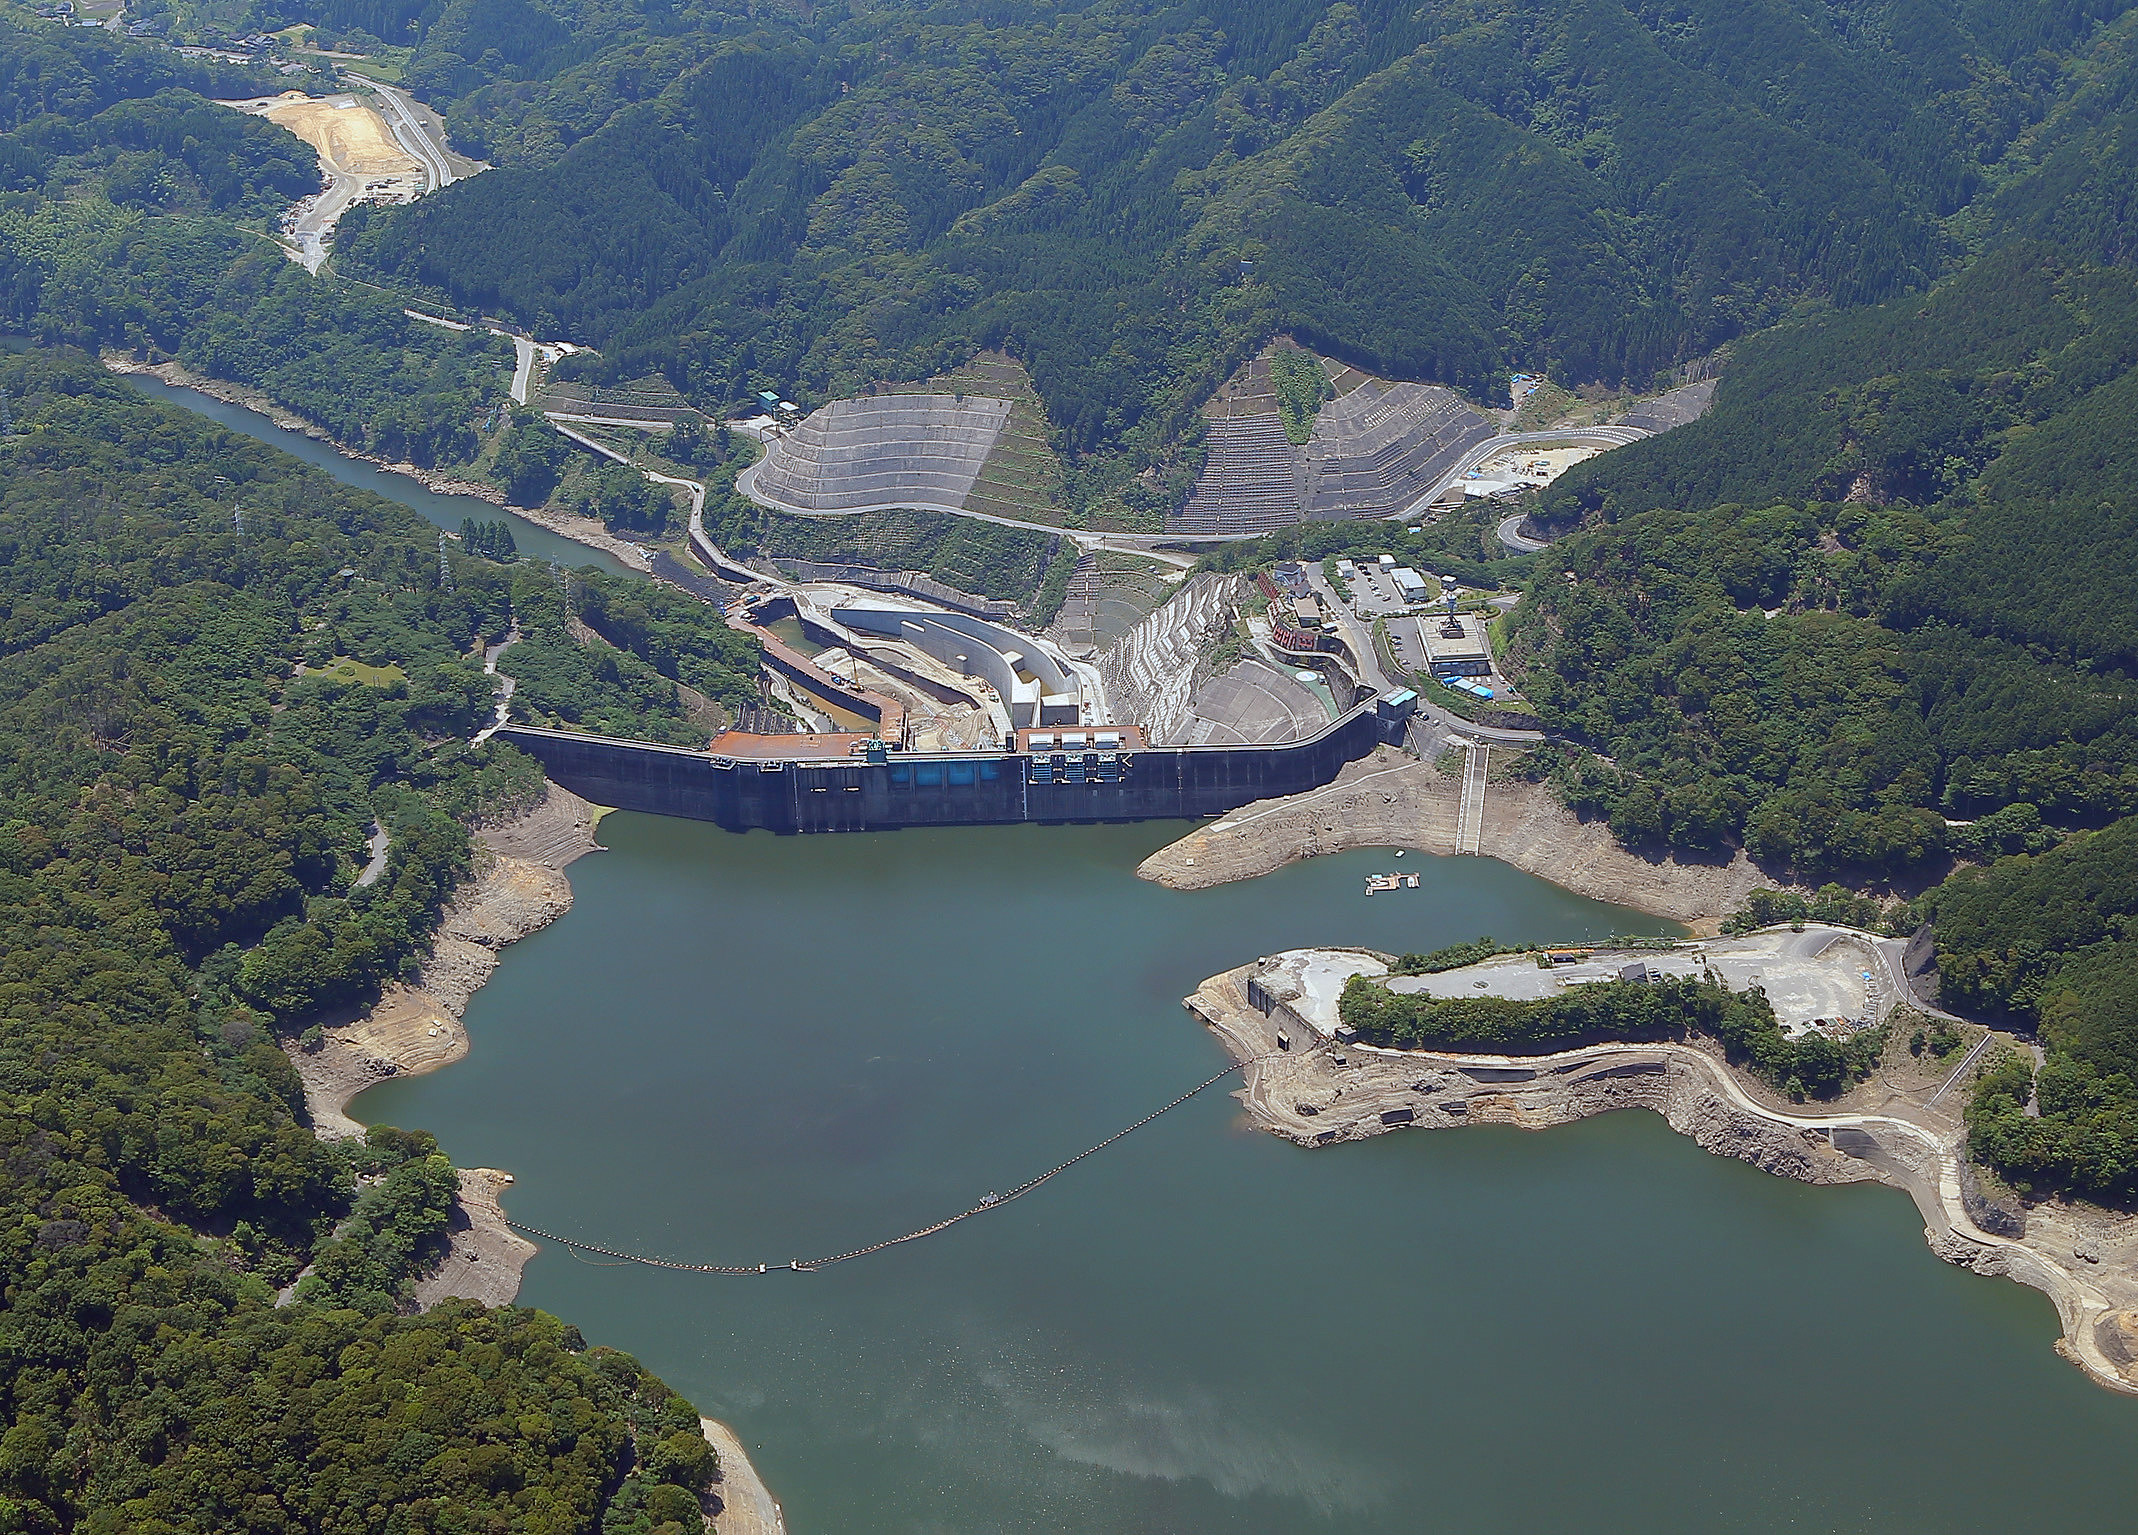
[221, 87, 475, 270]
[1187, 948, 2138, 1399]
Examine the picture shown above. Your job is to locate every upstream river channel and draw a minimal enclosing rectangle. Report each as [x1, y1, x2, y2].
[121, 376, 634, 575]
[147, 385, 2138, 1531]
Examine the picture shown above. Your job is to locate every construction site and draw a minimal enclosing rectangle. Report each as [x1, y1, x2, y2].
[220, 87, 469, 269]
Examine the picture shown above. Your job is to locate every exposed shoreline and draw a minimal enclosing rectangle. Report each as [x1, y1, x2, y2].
[99, 355, 657, 569]
[283, 783, 607, 1305]
[1137, 745, 1771, 928]
[699, 1418, 787, 1535]
[124, 352, 792, 1517]
[1188, 956, 2138, 1398]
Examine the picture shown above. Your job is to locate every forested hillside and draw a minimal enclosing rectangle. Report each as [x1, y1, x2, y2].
[1927, 821, 2138, 1201]
[0, 19, 514, 468]
[327, 0, 2131, 460]
[1503, 272, 2138, 872]
[0, 349, 728, 1531]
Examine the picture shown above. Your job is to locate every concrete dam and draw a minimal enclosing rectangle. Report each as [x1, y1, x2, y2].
[497, 693, 1414, 834]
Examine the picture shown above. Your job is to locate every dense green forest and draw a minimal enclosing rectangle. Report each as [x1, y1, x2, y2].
[0, 349, 727, 1531]
[326, 0, 2131, 463]
[1337, 971, 1878, 1098]
[502, 557, 761, 743]
[0, 19, 514, 468]
[1918, 819, 2138, 1200]
[1503, 249, 2138, 876]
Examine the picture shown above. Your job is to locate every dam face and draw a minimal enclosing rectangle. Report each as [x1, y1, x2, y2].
[497, 703, 1397, 834]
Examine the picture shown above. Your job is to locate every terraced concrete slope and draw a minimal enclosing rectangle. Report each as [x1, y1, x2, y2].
[1170, 348, 1496, 534]
[1172, 354, 1310, 536]
[1301, 368, 1498, 521]
[748, 394, 1012, 513]
[1098, 574, 1244, 743]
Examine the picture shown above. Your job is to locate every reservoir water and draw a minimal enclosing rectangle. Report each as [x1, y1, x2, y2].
[120, 375, 634, 575]
[361, 818, 2138, 1533]
[129, 381, 2137, 1528]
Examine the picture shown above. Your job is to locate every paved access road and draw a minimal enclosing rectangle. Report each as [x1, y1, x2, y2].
[1497, 511, 1550, 553]
[369, 81, 458, 192]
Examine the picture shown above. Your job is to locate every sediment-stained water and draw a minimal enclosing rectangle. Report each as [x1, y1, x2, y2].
[360, 817, 2138, 1532]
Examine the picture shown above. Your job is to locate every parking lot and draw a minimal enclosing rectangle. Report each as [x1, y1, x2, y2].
[1336, 561, 1424, 617]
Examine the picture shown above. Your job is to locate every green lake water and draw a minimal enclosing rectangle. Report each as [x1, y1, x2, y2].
[122, 380, 2136, 1530]
[359, 817, 2138, 1533]
[129, 376, 2138, 1535]
[119, 376, 635, 576]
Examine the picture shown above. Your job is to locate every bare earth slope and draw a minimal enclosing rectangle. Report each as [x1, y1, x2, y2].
[1138, 746, 1768, 924]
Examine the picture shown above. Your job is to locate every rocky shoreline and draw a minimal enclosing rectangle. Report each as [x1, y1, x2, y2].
[1188, 956, 2138, 1398]
[1137, 746, 1770, 927]
[283, 783, 606, 1305]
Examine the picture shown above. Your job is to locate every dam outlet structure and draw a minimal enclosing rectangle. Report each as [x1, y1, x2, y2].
[496, 692, 1416, 834]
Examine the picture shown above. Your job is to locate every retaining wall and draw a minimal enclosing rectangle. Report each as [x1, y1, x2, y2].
[837, 604, 1079, 728]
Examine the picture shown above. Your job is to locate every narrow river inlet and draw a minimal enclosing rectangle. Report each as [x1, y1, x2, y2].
[358, 816, 2138, 1533]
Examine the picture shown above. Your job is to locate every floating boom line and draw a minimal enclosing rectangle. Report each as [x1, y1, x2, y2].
[504, 1054, 1268, 1274]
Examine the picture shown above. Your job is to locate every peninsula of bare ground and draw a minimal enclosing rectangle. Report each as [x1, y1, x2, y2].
[1190, 950, 2138, 1397]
